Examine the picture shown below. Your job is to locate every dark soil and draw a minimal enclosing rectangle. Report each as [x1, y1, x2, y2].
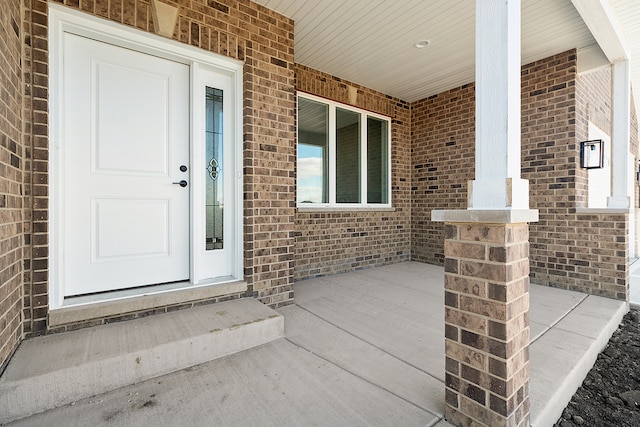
[554, 310, 640, 427]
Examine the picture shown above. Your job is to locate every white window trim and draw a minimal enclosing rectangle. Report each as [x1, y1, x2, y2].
[297, 92, 392, 209]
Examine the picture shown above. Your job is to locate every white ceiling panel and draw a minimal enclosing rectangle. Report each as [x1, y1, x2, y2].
[255, 0, 640, 107]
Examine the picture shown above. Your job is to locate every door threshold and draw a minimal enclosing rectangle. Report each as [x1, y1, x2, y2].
[49, 279, 247, 327]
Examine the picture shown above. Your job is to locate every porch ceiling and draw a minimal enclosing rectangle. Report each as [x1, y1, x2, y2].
[256, 0, 640, 109]
[612, 0, 640, 105]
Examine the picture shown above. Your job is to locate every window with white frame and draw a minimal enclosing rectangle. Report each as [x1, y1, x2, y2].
[297, 93, 391, 207]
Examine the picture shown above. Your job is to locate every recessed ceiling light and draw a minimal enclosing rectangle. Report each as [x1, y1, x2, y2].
[414, 39, 431, 49]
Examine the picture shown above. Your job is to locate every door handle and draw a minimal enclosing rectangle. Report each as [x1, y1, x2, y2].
[172, 180, 188, 188]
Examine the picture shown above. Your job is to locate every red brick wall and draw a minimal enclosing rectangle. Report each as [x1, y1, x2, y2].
[294, 65, 412, 279]
[17, 0, 296, 339]
[412, 50, 629, 300]
[0, 0, 25, 371]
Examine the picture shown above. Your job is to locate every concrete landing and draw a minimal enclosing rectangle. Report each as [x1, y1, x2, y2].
[0, 298, 283, 424]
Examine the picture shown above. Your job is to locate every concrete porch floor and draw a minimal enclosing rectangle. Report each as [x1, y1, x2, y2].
[3, 262, 627, 427]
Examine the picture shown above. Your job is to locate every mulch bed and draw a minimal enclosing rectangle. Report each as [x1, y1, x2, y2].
[554, 310, 640, 426]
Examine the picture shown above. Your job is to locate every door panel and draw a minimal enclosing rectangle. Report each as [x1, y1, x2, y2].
[62, 33, 190, 296]
[93, 62, 170, 175]
[92, 199, 170, 261]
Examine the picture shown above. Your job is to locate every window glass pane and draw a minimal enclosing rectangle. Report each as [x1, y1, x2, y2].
[206, 87, 223, 251]
[297, 97, 329, 203]
[336, 107, 361, 203]
[367, 117, 389, 204]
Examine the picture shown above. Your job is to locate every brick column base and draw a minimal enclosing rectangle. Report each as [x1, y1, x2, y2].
[443, 222, 530, 427]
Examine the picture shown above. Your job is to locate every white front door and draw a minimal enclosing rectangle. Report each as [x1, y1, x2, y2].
[62, 33, 190, 296]
[50, 6, 244, 306]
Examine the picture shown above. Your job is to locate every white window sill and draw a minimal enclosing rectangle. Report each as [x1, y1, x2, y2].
[297, 206, 396, 213]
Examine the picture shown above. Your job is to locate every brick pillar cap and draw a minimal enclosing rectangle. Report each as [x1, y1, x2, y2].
[431, 209, 539, 224]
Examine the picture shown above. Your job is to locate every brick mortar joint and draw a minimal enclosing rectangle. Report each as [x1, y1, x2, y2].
[446, 255, 530, 264]
[448, 290, 530, 304]
[454, 392, 530, 423]
[444, 273, 530, 289]
[449, 375, 529, 403]
[447, 312, 531, 333]
[452, 323, 531, 348]
[446, 303, 531, 326]
[446, 259, 531, 271]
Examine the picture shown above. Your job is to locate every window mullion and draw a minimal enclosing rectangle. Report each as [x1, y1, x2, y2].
[386, 122, 392, 205]
[328, 104, 337, 205]
[360, 116, 368, 205]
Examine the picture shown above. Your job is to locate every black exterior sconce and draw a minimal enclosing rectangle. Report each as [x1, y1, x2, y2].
[580, 140, 604, 169]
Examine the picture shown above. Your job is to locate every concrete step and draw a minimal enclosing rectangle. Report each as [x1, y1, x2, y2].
[0, 298, 283, 424]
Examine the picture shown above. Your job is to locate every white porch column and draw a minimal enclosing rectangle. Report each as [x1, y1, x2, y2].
[470, 0, 529, 210]
[607, 59, 632, 209]
[571, 0, 632, 209]
[434, 2, 536, 426]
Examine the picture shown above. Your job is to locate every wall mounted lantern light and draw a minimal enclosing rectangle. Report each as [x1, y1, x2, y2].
[580, 139, 604, 169]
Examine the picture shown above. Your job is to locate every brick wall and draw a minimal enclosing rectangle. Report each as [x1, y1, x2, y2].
[294, 65, 412, 279]
[0, 0, 25, 371]
[411, 83, 475, 264]
[18, 0, 296, 337]
[522, 52, 585, 292]
[443, 222, 531, 426]
[525, 55, 628, 299]
[22, 0, 47, 338]
[413, 50, 631, 300]
[533, 61, 633, 299]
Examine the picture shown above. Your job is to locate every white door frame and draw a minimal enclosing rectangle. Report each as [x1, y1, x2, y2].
[49, 4, 244, 310]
